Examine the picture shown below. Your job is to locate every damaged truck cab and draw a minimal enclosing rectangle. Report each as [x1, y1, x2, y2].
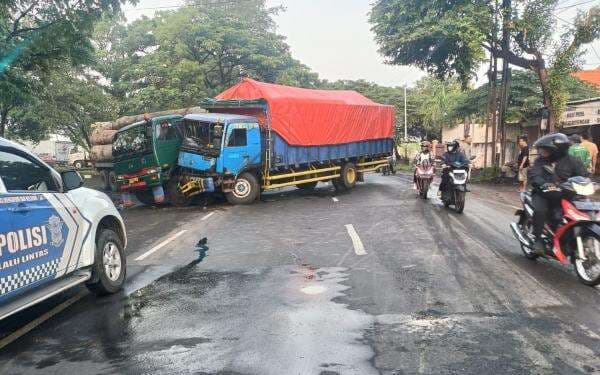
[176, 113, 264, 205]
[113, 115, 183, 206]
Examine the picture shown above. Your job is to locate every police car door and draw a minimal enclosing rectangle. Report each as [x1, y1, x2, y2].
[0, 173, 23, 302]
[0, 148, 78, 296]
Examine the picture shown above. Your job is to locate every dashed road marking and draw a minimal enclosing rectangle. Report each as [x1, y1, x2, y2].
[0, 290, 87, 350]
[201, 212, 215, 221]
[332, 197, 339, 202]
[135, 230, 188, 261]
[345, 224, 367, 255]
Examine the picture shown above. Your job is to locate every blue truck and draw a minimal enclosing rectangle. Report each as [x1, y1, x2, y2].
[169, 97, 395, 205]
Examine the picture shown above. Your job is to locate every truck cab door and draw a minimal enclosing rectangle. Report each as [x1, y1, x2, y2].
[220, 123, 262, 175]
[153, 119, 182, 168]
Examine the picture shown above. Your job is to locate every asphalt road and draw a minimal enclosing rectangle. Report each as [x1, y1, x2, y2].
[1, 173, 599, 374]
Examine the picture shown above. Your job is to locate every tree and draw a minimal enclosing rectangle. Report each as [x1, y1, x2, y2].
[0, 0, 132, 137]
[370, 0, 600, 131]
[7, 70, 119, 148]
[95, 0, 320, 115]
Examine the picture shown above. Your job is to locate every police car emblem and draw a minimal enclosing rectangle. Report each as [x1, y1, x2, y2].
[47, 215, 64, 247]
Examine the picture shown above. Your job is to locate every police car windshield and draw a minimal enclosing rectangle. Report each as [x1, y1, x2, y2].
[113, 124, 151, 160]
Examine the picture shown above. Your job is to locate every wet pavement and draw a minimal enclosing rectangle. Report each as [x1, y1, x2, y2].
[1, 174, 600, 374]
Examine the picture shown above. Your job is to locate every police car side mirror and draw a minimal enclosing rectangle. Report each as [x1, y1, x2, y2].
[61, 170, 84, 191]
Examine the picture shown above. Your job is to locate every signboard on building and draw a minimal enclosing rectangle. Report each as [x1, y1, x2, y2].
[561, 98, 600, 128]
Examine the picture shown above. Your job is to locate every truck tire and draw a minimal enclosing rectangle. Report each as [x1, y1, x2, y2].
[226, 172, 259, 205]
[87, 228, 126, 295]
[73, 160, 84, 169]
[108, 171, 118, 192]
[296, 181, 318, 190]
[335, 162, 357, 190]
[167, 178, 193, 207]
[100, 170, 111, 191]
[134, 189, 156, 206]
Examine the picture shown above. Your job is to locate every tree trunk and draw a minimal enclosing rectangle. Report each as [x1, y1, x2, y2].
[536, 66, 555, 133]
[0, 109, 8, 138]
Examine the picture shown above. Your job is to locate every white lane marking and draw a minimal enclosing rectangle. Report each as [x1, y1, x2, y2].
[135, 230, 188, 261]
[345, 224, 367, 255]
[201, 212, 215, 221]
[0, 290, 87, 350]
[332, 197, 339, 202]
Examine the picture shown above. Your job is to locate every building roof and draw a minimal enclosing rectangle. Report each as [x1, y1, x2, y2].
[572, 67, 600, 88]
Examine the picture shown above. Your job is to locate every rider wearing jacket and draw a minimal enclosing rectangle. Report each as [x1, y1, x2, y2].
[439, 140, 468, 194]
[528, 133, 588, 253]
[413, 141, 433, 187]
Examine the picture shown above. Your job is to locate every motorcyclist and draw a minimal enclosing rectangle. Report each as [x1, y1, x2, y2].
[438, 140, 468, 195]
[413, 141, 433, 188]
[528, 133, 589, 253]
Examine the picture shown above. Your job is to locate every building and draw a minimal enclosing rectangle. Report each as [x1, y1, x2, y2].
[441, 123, 521, 168]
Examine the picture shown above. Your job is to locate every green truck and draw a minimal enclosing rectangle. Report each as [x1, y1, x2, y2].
[112, 115, 186, 206]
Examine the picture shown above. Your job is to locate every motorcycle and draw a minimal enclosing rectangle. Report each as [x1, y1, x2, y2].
[415, 158, 435, 198]
[510, 176, 600, 286]
[440, 161, 469, 213]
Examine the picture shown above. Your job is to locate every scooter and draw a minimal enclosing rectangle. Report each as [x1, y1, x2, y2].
[415, 159, 435, 199]
[510, 176, 600, 286]
[440, 161, 469, 213]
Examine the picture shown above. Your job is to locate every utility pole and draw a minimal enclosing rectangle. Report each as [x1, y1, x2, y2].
[404, 85, 408, 141]
[498, 0, 512, 166]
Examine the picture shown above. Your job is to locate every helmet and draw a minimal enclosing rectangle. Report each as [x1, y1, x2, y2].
[533, 133, 570, 160]
[420, 141, 431, 152]
[446, 140, 460, 153]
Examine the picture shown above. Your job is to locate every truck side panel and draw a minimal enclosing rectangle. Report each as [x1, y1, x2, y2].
[272, 133, 393, 169]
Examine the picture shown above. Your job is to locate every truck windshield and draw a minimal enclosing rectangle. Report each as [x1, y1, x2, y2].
[180, 120, 223, 157]
[113, 123, 151, 160]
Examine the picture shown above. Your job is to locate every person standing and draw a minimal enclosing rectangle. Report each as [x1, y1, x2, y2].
[581, 133, 598, 174]
[568, 134, 591, 171]
[517, 136, 529, 192]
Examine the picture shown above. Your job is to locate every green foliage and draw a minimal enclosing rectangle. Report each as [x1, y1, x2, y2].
[0, 0, 131, 138]
[369, 0, 491, 85]
[96, 1, 320, 115]
[369, 0, 600, 129]
[7, 70, 119, 148]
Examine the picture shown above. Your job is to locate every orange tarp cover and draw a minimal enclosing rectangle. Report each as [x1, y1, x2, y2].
[216, 78, 395, 146]
[572, 67, 600, 88]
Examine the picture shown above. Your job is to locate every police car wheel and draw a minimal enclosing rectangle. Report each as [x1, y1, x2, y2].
[87, 229, 126, 295]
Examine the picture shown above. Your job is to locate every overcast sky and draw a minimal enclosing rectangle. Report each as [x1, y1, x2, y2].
[122, 0, 600, 88]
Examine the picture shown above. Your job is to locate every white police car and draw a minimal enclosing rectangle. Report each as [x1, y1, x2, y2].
[0, 137, 126, 320]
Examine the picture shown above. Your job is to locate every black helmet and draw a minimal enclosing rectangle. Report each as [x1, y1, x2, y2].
[446, 139, 460, 153]
[533, 133, 570, 159]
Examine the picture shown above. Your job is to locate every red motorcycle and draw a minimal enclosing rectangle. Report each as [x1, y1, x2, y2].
[510, 176, 600, 286]
[415, 158, 435, 199]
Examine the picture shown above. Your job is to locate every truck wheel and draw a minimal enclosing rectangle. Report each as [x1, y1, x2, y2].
[74, 160, 84, 169]
[167, 178, 193, 207]
[100, 170, 111, 191]
[87, 228, 126, 295]
[134, 190, 156, 206]
[296, 181, 318, 190]
[226, 172, 259, 205]
[108, 171, 117, 192]
[339, 162, 357, 189]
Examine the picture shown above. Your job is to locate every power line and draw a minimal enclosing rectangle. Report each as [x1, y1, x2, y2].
[555, 0, 598, 13]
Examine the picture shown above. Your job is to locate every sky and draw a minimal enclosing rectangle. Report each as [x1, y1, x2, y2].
[122, 0, 600, 88]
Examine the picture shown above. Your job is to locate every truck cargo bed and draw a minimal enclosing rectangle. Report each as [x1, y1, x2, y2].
[271, 133, 392, 169]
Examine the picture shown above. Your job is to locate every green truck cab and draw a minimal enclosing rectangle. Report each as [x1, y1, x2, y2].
[112, 115, 183, 205]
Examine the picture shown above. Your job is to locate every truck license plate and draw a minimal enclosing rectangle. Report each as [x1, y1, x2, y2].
[129, 177, 139, 184]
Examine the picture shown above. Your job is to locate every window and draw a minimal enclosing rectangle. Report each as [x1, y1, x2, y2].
[0, 150, 58, 192]
[227, 128, 247, 147]
[113, 124, 151, 159]
[155, 121, 179, 141]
